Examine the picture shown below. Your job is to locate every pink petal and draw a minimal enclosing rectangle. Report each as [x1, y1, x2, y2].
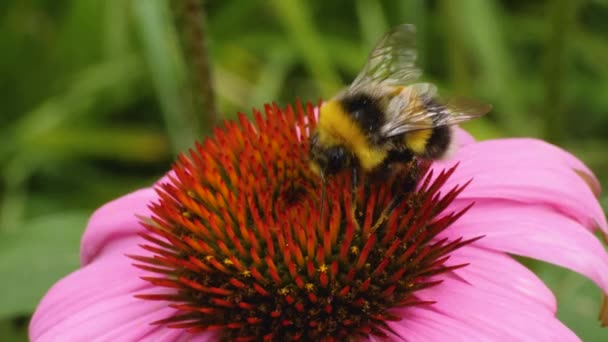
[446, 244, 557, 313]
[443, 200, 608, 294]
[391, 306, 493, 341]
[142, 328, 220, 341]
[434, 138, 607, 232]
[453, 126, 476, 147]
[33, 135, 604, 341]
[30, 244, 214, 342]
[295, 105, 318, 141]
[80, 188, 158, 265]
[390, 246, 580, 341]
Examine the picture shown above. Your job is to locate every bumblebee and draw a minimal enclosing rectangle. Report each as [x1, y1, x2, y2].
[309, 24, 491, 185]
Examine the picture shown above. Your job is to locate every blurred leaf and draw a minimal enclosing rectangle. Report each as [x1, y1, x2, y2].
[572, 30, 608, 76]
[25, 164, 159, 218]
[9, 55, 146, 150]
[461, 119, 506, 141]
[564, 139, 608, 170]
[355, 0, 388, 47]
[208, 0, 258, 36]
[0, 211, 87, 318]
[56, 1, 104, 70]
[132, 0, 199, 155]
[103, 0, 132, 58]
[398, 0, 427, 70]
[536, 262, 608, 341]
[21, 127, 169, 163]
[440, 0, 474, 94]
[445, 0, 532, 135]
[323, 37, 365, 76]
[0, 317, 28, 342]
[214, 66, 255, 110]
[0, 158, 30, 234]
[249, 47, 294, 108]
[268, 0, 342, 96]
[542, 0, 582, 141]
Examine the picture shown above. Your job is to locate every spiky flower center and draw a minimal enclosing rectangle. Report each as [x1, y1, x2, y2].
[133, 102, 475, 341]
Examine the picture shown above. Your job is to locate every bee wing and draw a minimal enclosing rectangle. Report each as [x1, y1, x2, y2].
[381, 83, 492, 137]
[349, 24, 422, 92]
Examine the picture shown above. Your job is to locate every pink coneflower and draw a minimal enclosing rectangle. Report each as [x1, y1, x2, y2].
[30, 102, 608, 341]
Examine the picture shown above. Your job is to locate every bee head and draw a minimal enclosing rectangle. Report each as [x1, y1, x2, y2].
[309, 132, 353, 177]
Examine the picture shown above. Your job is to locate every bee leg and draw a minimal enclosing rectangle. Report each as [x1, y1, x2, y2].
[387, 150, 418, 192]
[350, 166, 359, 224]
[404, 158, 419, 193]
[385, 158, 417, 211]
[370, 184, 408, 234]
[352, 165, 358, 194]
[370, 159, 417, 233]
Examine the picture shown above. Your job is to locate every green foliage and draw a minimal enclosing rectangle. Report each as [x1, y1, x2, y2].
[0, 212, 87, 318]
[0, 0, 607, 339]
[540, 262, 608, 342]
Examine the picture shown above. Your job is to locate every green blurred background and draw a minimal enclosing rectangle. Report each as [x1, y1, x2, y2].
[1, 0, 607, 340]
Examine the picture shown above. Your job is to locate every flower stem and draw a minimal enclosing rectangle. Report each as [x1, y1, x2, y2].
[170, 0, 218, 132]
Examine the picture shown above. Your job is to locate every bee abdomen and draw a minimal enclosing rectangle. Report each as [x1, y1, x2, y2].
[409, 98, 454, 160]
[339, 93, 384, 139]
[418, 125, 452, 159]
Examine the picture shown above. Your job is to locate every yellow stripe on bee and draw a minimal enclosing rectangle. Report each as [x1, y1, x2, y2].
[405, 129, 432, 154]
[318, 100, 387, 171]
